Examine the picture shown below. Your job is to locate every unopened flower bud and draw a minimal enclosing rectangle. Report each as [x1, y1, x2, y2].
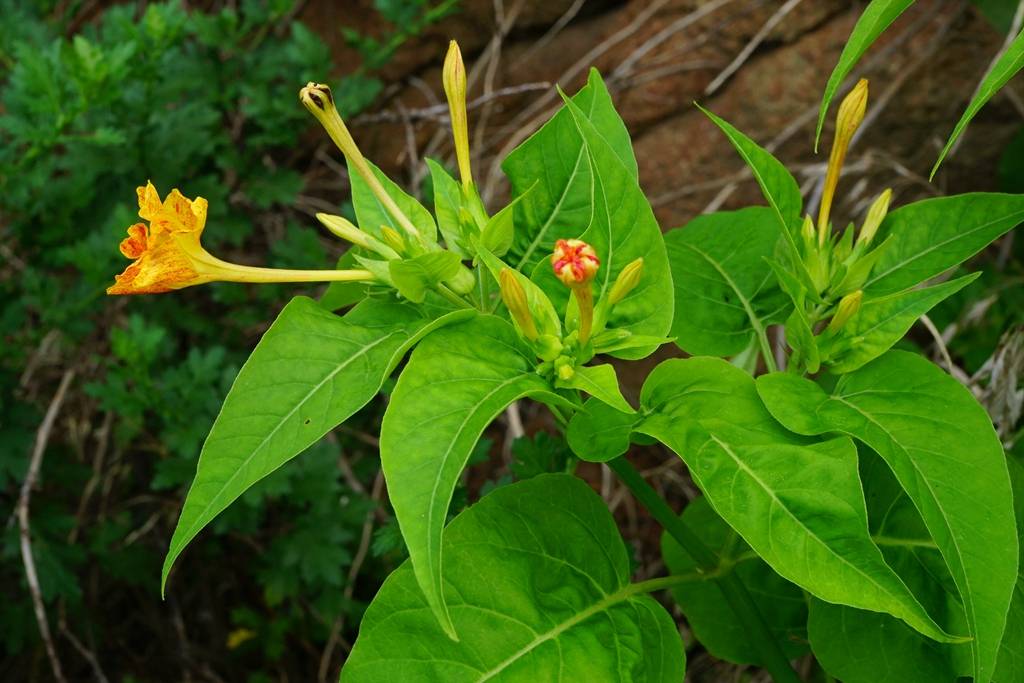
[826, 290, 863, 333]
[801, 214, 816, 249]
[552, 239, 600, 287]
[858, 188, 892, 247]
[552, 238, 599, 345]
[443, 41, 472, 190]
[317, 213, 398, 259]
[499, 268, 538, 340]
[380, 226, 406, 255]
[554, 356, 575, 381]
[818, 79, 868, 245]
[608, 257, 643, 305]
[535, 334, 563, 361]
[446, 264, 475, 295]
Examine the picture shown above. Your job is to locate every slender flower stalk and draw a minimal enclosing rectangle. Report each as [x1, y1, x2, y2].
[107, 183, 373, 295]
[442, 41, 473, 190]
[552, 239, 600, 345]
[299, 82, 421, 241]
[818, 79, 868, 246]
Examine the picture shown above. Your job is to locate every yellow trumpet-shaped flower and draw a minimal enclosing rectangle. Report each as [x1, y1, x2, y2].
[108, 182, 374, 295]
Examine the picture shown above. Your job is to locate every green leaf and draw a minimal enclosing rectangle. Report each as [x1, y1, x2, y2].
[540, 90, 672, 360]
[343, 474, 686, 681]
[503, 69, 637, 271]
[162, 297, 469, 591]
[662, 497, 809, 665]
[815, 0, 914, 149]
[756, 351, 1018, 682]
[566, 397, 637, 463]
[865, 194, 1024, 295]
[820, 273, 978, 374]
[697, 105, 802, 238]
[426, 158, 472, 257]
[380, 315, 572, 638]
[932, 27, 1024, 177]
[349, 157, 437, 242]
[319, 250, 369, 311]
[806, 451, 969, 683]
[389, 251, 463, 303]
[995, 457, 1024, 681]
[557, 363, 634, 414]
[664, 207, 790, 356]
[636, 357, 960, 644]
[478, 184, 535, 258]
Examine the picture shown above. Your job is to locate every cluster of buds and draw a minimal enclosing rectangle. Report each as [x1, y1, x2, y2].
[495, 236, 643, 381]
[797, 78, 896, 337]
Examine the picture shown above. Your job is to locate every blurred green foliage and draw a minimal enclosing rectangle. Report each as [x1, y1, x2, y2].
[0, 0, 455, 679]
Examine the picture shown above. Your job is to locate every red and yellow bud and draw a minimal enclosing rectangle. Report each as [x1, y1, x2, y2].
[552, 239, 600, 287]
[552, 238, 599, 344]
[108, 182, 373, 295]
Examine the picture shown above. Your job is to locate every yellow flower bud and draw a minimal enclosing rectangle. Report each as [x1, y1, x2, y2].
[826, 290, 863, 333]
[380, 226, 407, 255]
[316, 213, 398, 259]
[818, 79, 868, 246]
[442, 41, 472, 190]
[499, 268, 538, 340]
[858, 188, 892, 247]
[608, 257, 643, 305]
[299, 82, 420, 241]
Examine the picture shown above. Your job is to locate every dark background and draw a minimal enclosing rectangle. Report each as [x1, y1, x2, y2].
[2, 1, 1022, 681]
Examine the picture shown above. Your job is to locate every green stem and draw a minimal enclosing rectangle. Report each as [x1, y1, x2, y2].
[607, 457, 801, 683]
[436, 284, 474, 310]
[756, 325, 778, 373]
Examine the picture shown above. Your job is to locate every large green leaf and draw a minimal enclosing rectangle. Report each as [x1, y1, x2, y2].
[821, 273, 977, 374]
[636, 357, 959, 643]
[532, 91, 672, 360]
[664, 207, 789, 356]
[503, 69, 636, 272]
[380, 315, 571, 638]
[815, 0, 914, 149]
[162, 297, 468, 590]
[349, 157, 437, 242]
[807, 450, 970, 683]
[662, 497, 808, 666]
[932, 27, 1024, 177]
[343, 474, 685, 681]
[865, 194, 1024, 295]
[756, 351, 1018, 682]
[995, 457, 1024, 681]
[566, 397, 637, 463]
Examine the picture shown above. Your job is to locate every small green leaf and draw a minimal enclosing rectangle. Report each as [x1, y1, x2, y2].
[815, 0, 914, 150]
[865, 194, 1024, 295]
[389, 251, 463, 303]
[380, 316, 572, 637]
[637, 357, 962, 644]
[426, 158, 472, 257]
[349, 157, 437, 242]
[162, 297, 468, 592]
[478, 184, 535, 258]
[662, 497, 809, 666]
[343, 475, 686, 681]
[820, 273, 978, 374]
[664, 207, 790, 356]
[932, 27, 1024, 177]
[557, 364, 634, 414]
[756, 351, 1018, 682]
[319, 250, 369, 311]
[566, 397, 637, 463]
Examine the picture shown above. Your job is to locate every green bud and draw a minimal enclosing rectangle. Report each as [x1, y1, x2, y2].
[607, 257, 644, 306]
[858, 188, 892, 247]
[446, 263, 475, 295]
[380, 226, 406, 255]
[534, 334, 563, 361]
[826, 290, 863, 333]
